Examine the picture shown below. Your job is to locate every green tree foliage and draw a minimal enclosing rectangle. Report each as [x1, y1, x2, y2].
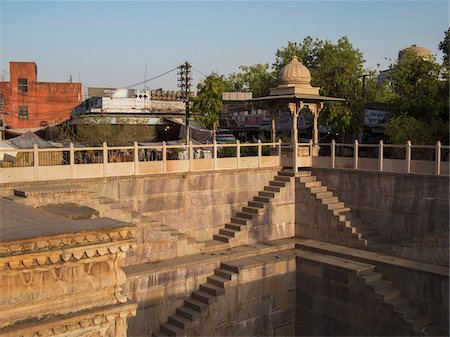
[225, 63, 276, 98]
[439, 27, 449, 72]
[274, 36, 365, 137]
[389, 51, 443, 122]
[385, 39, 449, 144]
[192, 73, 226, 129]
[74, 124, 156, 146]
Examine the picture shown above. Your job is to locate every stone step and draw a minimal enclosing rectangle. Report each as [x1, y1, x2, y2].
[200, 283, 225, 296]
[359, 271, 383, 283]
[213, 234, 231, 243]
[207, 275, 228, 287]
[230, 217, 247, 225]
[366, 279, 392, 291]
[316, 191, 333, 199]
[248, 201, 265, 208]
[310, 186, 327, 193]
[168, 314, 196, 329]
[327, 202, 345, 211]
[253, 196, 270, 203]
[278, 171, 295, 177]
[396, 304, 421, 319]
[332, 207, 351, 216]
[176, 306, 199, 321]
[259, 191, 275, 198]
[235, 212, 254, 220]
[297, 171, 312, 176]
[274, 175, 291, 182]
[160, 322, 186, 336]
[214, 268, 236, 280]
[374, 287, 401, 301]
[304, 181, 322, 188]
[321, 196, 339, 204]
[152, 331, 169, 337]
[184, 297, 208, 312]
[219, 228, 239, 237]
[298, 176, 316, 183]
[405, 315, 432, 331]
[385, 297, 412, 310]
[264, 186, 280, 193]
[269, 180, 285, 187]
[225, 223, 244, 231]
[242, 206, 259, 214]
[192, 290, 217, 304]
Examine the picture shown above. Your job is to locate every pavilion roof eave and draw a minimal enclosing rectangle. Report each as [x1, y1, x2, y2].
[251, 94, 346, 102]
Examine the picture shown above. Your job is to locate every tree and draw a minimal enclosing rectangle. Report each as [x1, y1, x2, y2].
[439, 27, 449, 71]
[192, 73, 226, 132]
[385, 48, 449, 144]
[389, 51, 443, 122]
[225, 63, 277, 98]
[275, 36, 365, 137]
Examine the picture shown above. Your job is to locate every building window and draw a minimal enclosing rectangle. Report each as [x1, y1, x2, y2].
[18, 78, 28, 93]
[18, 106, 28, 120]
[0, 94, 3, 110]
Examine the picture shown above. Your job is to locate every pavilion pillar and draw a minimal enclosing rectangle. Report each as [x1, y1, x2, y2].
[271, 116, 276, 143]
[289, 102, 299, 173]
[313, 102, 324, 145]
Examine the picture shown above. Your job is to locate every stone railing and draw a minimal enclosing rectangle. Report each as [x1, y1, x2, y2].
[0, 140, 282, 183]
[305, 140, 449, 175]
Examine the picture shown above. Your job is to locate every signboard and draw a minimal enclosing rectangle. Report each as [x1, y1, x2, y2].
[245, 116, 261, 126]
[222, 92, 252, 101]
[88, 87, 135, 98]
[364, 109, 388, 127]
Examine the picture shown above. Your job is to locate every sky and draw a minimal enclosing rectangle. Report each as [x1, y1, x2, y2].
[0, 0, 448, 93]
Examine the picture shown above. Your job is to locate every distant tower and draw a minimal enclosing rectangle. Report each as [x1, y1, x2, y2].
[398, 44, 432, 61]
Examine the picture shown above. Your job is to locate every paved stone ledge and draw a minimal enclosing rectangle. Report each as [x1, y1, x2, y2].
[296, 238, 449, 277]
[124, 238, 297, 278]
[0, 166, 281, 189]
[312, 167, 450, 180]
[13, 185, 89, 197]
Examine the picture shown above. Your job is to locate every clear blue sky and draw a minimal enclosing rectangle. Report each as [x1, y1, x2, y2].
[1, 0, 448, 92]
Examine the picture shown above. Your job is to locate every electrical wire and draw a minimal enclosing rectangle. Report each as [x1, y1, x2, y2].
[124, 67, 179, 89]
[192, 67, 208, 78]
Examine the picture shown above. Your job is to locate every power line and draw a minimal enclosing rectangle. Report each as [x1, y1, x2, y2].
[192, 67, 208, 78]
[124, 67, 179, 89]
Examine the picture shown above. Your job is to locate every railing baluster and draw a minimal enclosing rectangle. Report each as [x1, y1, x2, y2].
[378, 140, 383, 172]
[406, 141, 411, 174]
[436, 141, 441, 175]
[331, 139, 336, 168]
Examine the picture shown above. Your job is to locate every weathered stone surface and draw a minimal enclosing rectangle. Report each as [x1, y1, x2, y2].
[0, 201, 137, 336]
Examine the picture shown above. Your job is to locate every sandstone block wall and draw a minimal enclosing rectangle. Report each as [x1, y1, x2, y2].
[296, 255, 415, 336]
[311, 168, 449, 242]
[90, 168, 280, 240]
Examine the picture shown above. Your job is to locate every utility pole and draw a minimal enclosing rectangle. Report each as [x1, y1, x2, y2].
[178, 61, 192, 144]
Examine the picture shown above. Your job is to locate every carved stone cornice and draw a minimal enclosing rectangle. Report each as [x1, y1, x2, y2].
[0, 303, 137, 337]
[0, 227, 137, 271]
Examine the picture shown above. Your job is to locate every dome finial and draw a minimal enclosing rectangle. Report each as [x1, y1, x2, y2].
[278, 55, 311, 85]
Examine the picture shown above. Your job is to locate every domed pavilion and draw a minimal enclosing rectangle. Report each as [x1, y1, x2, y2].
[253, 56, 345, 172]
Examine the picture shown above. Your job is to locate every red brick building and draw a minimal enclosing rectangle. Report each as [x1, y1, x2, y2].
[0, 62, 82, 132]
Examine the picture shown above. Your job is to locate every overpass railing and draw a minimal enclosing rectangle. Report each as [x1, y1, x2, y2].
[310, 140, 449, 176]
[0, 140, 282, 183]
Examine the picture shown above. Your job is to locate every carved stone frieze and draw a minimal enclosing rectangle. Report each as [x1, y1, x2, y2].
[0, 222, 137, 335]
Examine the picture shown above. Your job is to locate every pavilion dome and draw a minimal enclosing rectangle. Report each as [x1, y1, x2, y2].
[278, 56, 312, 85]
